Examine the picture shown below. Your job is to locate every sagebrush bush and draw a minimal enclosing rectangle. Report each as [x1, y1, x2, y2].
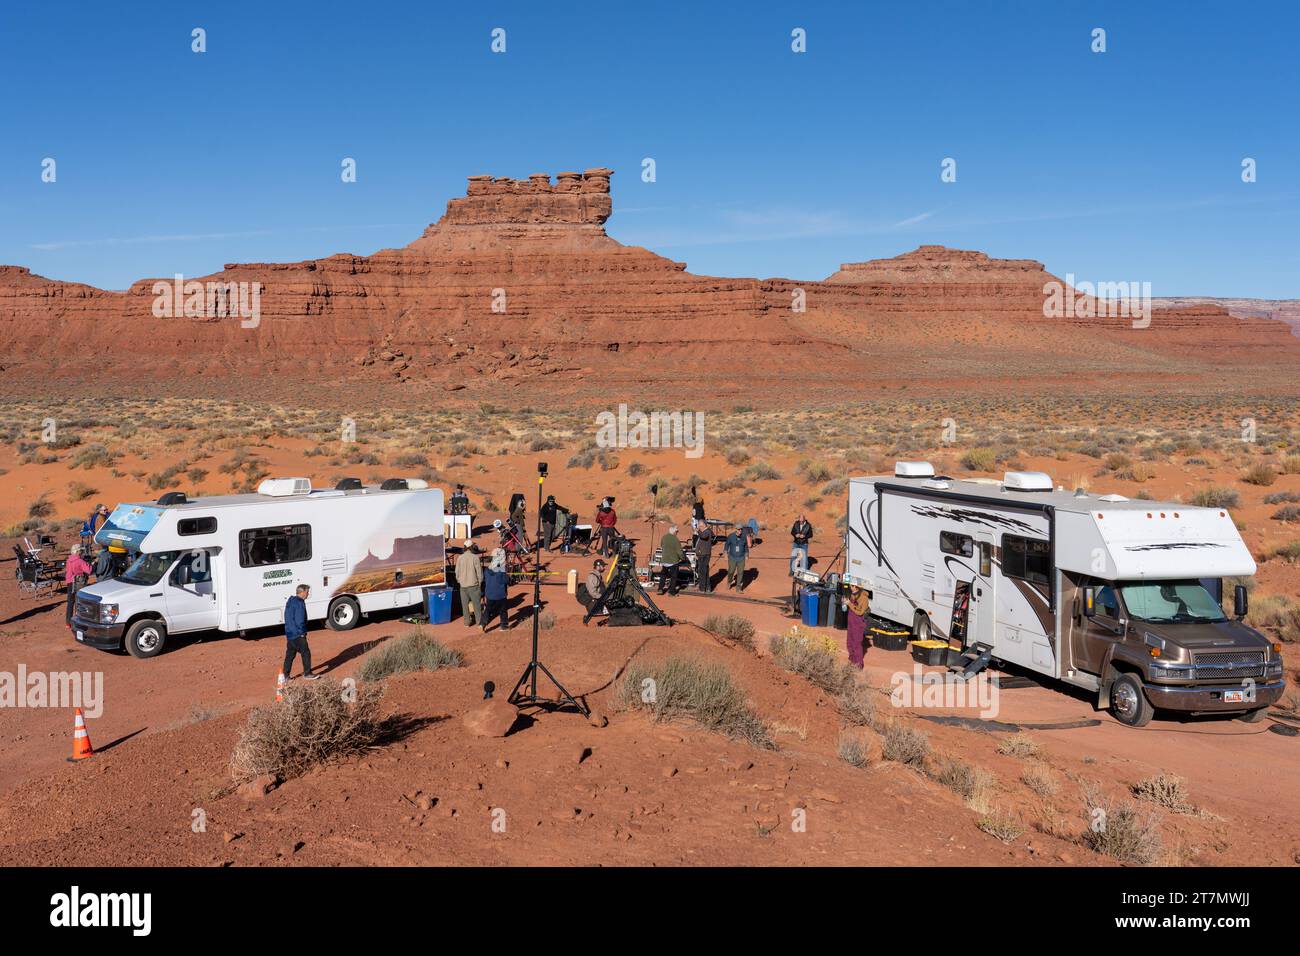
[768, 631, 855, 695]
[879, 720, 930, 768]
[617, 656, 772, 748]
[1131, 774, 1195, 813]
[1191, 486, 1240, 508]
[356, 630, 464, 682]
[1081, 788, 1163, 864]
[230, 679, 387, 782]
[701, 614, 756, 650]
[837, 731, 870, 768]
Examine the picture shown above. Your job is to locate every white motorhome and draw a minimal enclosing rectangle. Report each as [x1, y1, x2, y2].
[73, 477, 445, 658]
[846, 462, 1285, 725]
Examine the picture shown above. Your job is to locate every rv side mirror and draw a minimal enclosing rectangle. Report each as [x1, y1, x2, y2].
[1234, 584, 1248, 619]
[175, 564, 191, 586]
[1081, 587, 1096, 619]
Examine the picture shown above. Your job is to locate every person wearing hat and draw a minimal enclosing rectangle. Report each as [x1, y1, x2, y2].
[64, 545, 93, 626]
[454, 540, 484, 627]
[577, 558, 608, 611]
[80, 503, 110, 548]
[657, 525, 687, 596]
[540, 494, 559, 551]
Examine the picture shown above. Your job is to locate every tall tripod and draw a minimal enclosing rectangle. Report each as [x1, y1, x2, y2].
[508, 467, 588, 717]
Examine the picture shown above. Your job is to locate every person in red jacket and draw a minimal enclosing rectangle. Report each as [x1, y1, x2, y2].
[595, 500, 618, 557]
[64, 545, 93, 627]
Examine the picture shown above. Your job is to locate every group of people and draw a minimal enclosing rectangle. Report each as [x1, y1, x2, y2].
[452, 541, 515, 632]
[63, 504, 133, 626]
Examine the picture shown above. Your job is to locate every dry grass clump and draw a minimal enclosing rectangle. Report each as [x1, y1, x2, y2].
[960, 447, 997, 471]
[836, 683, 878, 728]
[1130, 773, 1195, 814]
[837, 731, 871, 768]
[1242, 463, 1278, 487]
[1021, 763, 1060, 797]
[878, 719, 930, 768]
[768, 631, 855, 695]
[701, 614, 757, 650]
[1248, 593, 1300, 642]
[1191, 486, 1240, 508]
[977, 808, 1025, 844]
[617, 656, 772, 748]
[356, 630, 464, 682]
[230, 679, 388, 783]
[930, 755, 995, 811]
[1080, 785, 1164, 864]
[997, 732, 1041, 758]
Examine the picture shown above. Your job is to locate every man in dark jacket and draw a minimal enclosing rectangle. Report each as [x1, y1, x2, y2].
[694, 521, 715, 592]
[93, 545, 116, 582]
[725, 527, 750, 591]
[790, 515, 814, 573]
[282, 585, 316, 680]
[540, 495, 559, 551]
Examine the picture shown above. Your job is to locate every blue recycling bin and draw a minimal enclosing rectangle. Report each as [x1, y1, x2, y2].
[800, 588, 820, 627]
[425, 586, 453, 625]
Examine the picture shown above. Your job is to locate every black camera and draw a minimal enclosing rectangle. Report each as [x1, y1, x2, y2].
[538, 461, 548, 477]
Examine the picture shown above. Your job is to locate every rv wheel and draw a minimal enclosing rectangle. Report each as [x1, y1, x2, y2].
[125, 619, 167, 659]
[1236, 707, 1269, 723]
[912, 612, 932, 642]
[1109, 673, 1153, 727]
[327, 596, 361, 631]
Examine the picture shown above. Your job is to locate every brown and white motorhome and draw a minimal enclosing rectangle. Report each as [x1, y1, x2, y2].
[845, 462, 1285, 726]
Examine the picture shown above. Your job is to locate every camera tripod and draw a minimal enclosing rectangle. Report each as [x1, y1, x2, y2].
[582, 537, 672, 627]
[508, 464, 588, 717]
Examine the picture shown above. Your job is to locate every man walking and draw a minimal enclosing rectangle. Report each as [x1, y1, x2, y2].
[540, 495, 559, 551]
[454, 541, 484, 627]
[694, 521, 715, 592]
[283, 584, 317, 680]
[790, 514, 814, 574]
[725, 526, 750, 591]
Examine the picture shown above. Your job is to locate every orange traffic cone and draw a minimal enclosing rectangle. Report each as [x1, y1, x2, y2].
[276, 671, 286, 703]
[68, 708, 94, 762]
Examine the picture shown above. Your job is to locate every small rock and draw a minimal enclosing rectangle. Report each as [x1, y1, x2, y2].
[495, 757, 510, 770]
[463, 699, 519, 738]
[222, 831, 241, 844]
[661, 766, 677, 779]
[416, 795, 433, 812]
[574, 745, 591, 765]
[239, 774, 278, 800]
[587, 711, 609, 728]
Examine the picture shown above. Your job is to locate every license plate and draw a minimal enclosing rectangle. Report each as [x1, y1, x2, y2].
[1222, 689, 1246, 704]
[76, 630, 84, 642]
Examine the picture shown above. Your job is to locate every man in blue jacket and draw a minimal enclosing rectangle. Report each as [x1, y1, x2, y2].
[282, 584, 317, 679]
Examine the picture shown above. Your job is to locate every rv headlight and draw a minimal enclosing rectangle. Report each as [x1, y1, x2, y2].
[1266, 658, 1284, 677]
[1149, 660, 1194, 680]
[99, 603, 119, 623]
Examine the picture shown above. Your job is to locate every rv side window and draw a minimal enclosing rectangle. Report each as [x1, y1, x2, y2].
[239, 524, 312, 568]
[1001, 534, 1050, 586]
[178, 516, 217, 536]
[939, 531, 973, 557]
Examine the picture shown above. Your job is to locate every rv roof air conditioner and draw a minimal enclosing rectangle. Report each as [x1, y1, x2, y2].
[380, 478, 408, 491]
[1098, 493, 1129, 502]
[335, 477, 363, 491]
[257, 478, 312, 497]
[157, 491, 189, 506]
[403, 478, 429, 490]
[1002, 471, 1053, 492]
[894, 461, 935, 478]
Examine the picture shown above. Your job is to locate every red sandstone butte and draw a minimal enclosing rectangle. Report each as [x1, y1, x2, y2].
[0, 168, 1295, 404]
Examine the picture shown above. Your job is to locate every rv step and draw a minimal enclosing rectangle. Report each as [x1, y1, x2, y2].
[950, 643, 994, 681]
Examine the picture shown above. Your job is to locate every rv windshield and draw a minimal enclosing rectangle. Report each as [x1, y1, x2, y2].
[118, 551, 180, 587]
[1118, 580, 1227, 625]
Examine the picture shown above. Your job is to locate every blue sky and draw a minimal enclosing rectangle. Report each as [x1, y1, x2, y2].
[2, 1, 1297, 295]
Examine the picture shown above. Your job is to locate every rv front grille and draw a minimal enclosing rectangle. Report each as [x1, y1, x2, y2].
[1192, 650, 1265, 681]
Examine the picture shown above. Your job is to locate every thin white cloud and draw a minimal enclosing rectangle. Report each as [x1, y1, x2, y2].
[893, 210, 935, 228]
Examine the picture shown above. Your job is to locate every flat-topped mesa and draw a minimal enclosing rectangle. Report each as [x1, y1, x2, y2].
[437, 167, 614, 227]
[827, 244, 1052, 284]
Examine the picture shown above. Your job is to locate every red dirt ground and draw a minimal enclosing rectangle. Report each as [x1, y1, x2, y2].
[2, 511, 1297, 867]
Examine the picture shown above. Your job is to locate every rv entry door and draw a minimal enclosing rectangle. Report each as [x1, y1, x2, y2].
[971, 532, 996, 648]
[166, 549, 220, 634]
